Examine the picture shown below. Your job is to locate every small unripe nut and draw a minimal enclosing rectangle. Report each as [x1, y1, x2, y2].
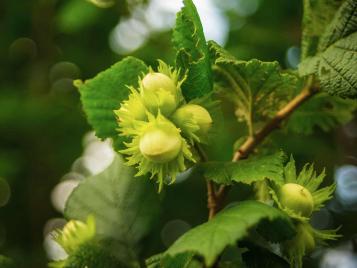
[280, 183, 314, 217]
[55, 216, 96, 254]
[141, 72, 178, 116]
[142, 72, 176, 94]
[118, 100, 146, 121]
[172, 104, 213, 135]
[139, 126, 182, 163]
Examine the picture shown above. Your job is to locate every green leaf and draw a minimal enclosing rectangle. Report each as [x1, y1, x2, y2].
[298, 56, 320, 77]
[318, 0, 357, 51]
[209, 40, 238, 65]
[301, 0, 344, 59]
[209, 42, 300, 133]
[79, 57, 148, 150]
[164, 201, 295, 267]
[173, 0, 212, 100]
[316, 31, 357, 98]
[241, 245, 289, 268]
[146, 252, 202, 268]
[299, 0, 357, 98]
[200, 152, 285, 186]
[65, 154, 160, 263]
[287, 93, 357, 134]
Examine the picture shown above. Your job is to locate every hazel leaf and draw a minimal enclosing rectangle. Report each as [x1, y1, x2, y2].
[146, 252, 202, 268]
[301, 0, 344, 59]
[173, 0, 213, 100]
[164, 201, 295, 267]
[209, 41, 300, 132]
[64, 154, 160, 263]
[316, 31, 357, 98]
[299, 0, 357, 98]
[200, 152, 286, 186]
[78, 56, 148, 150]
[287, 93, 357, 134]
[318, 0, 357, 52]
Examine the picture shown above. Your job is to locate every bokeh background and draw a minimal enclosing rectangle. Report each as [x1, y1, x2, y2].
[0, 0, 356, 267]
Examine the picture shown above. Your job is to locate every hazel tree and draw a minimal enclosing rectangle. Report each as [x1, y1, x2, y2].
[48, 0, 357, 267]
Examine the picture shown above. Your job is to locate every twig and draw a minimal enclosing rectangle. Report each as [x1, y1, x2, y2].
[210, 79, 318, 217]
[195, 144, 219, 220]
[206, 180, 217, 220]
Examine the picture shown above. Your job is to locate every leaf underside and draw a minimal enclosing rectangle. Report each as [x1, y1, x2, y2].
[300, 0, 357, 98]
[301, 0, 345, 59]
[65, 154, 160, 263]
[209, 41, 300, 131]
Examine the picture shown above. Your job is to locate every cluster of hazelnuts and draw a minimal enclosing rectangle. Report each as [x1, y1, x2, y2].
[114, 61, 213, 189]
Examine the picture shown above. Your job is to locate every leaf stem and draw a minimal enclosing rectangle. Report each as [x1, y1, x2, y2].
[208, 77, 318, 218]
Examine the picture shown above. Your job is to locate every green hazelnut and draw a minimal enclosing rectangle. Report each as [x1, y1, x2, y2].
[50, 241, 122, 268]
[141, 72, 178, 116]
[139, 125, 182, 163]
[142, 88, 177, 116]
[172, 104, 213, 135]
[280, 183, 314, 217]
[55, 216, 96, 254]
[118, 99, 146, 121]
[142, 72, 177, 95]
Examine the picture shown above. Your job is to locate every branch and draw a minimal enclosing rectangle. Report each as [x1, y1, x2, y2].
[212, 80, 318, 216]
